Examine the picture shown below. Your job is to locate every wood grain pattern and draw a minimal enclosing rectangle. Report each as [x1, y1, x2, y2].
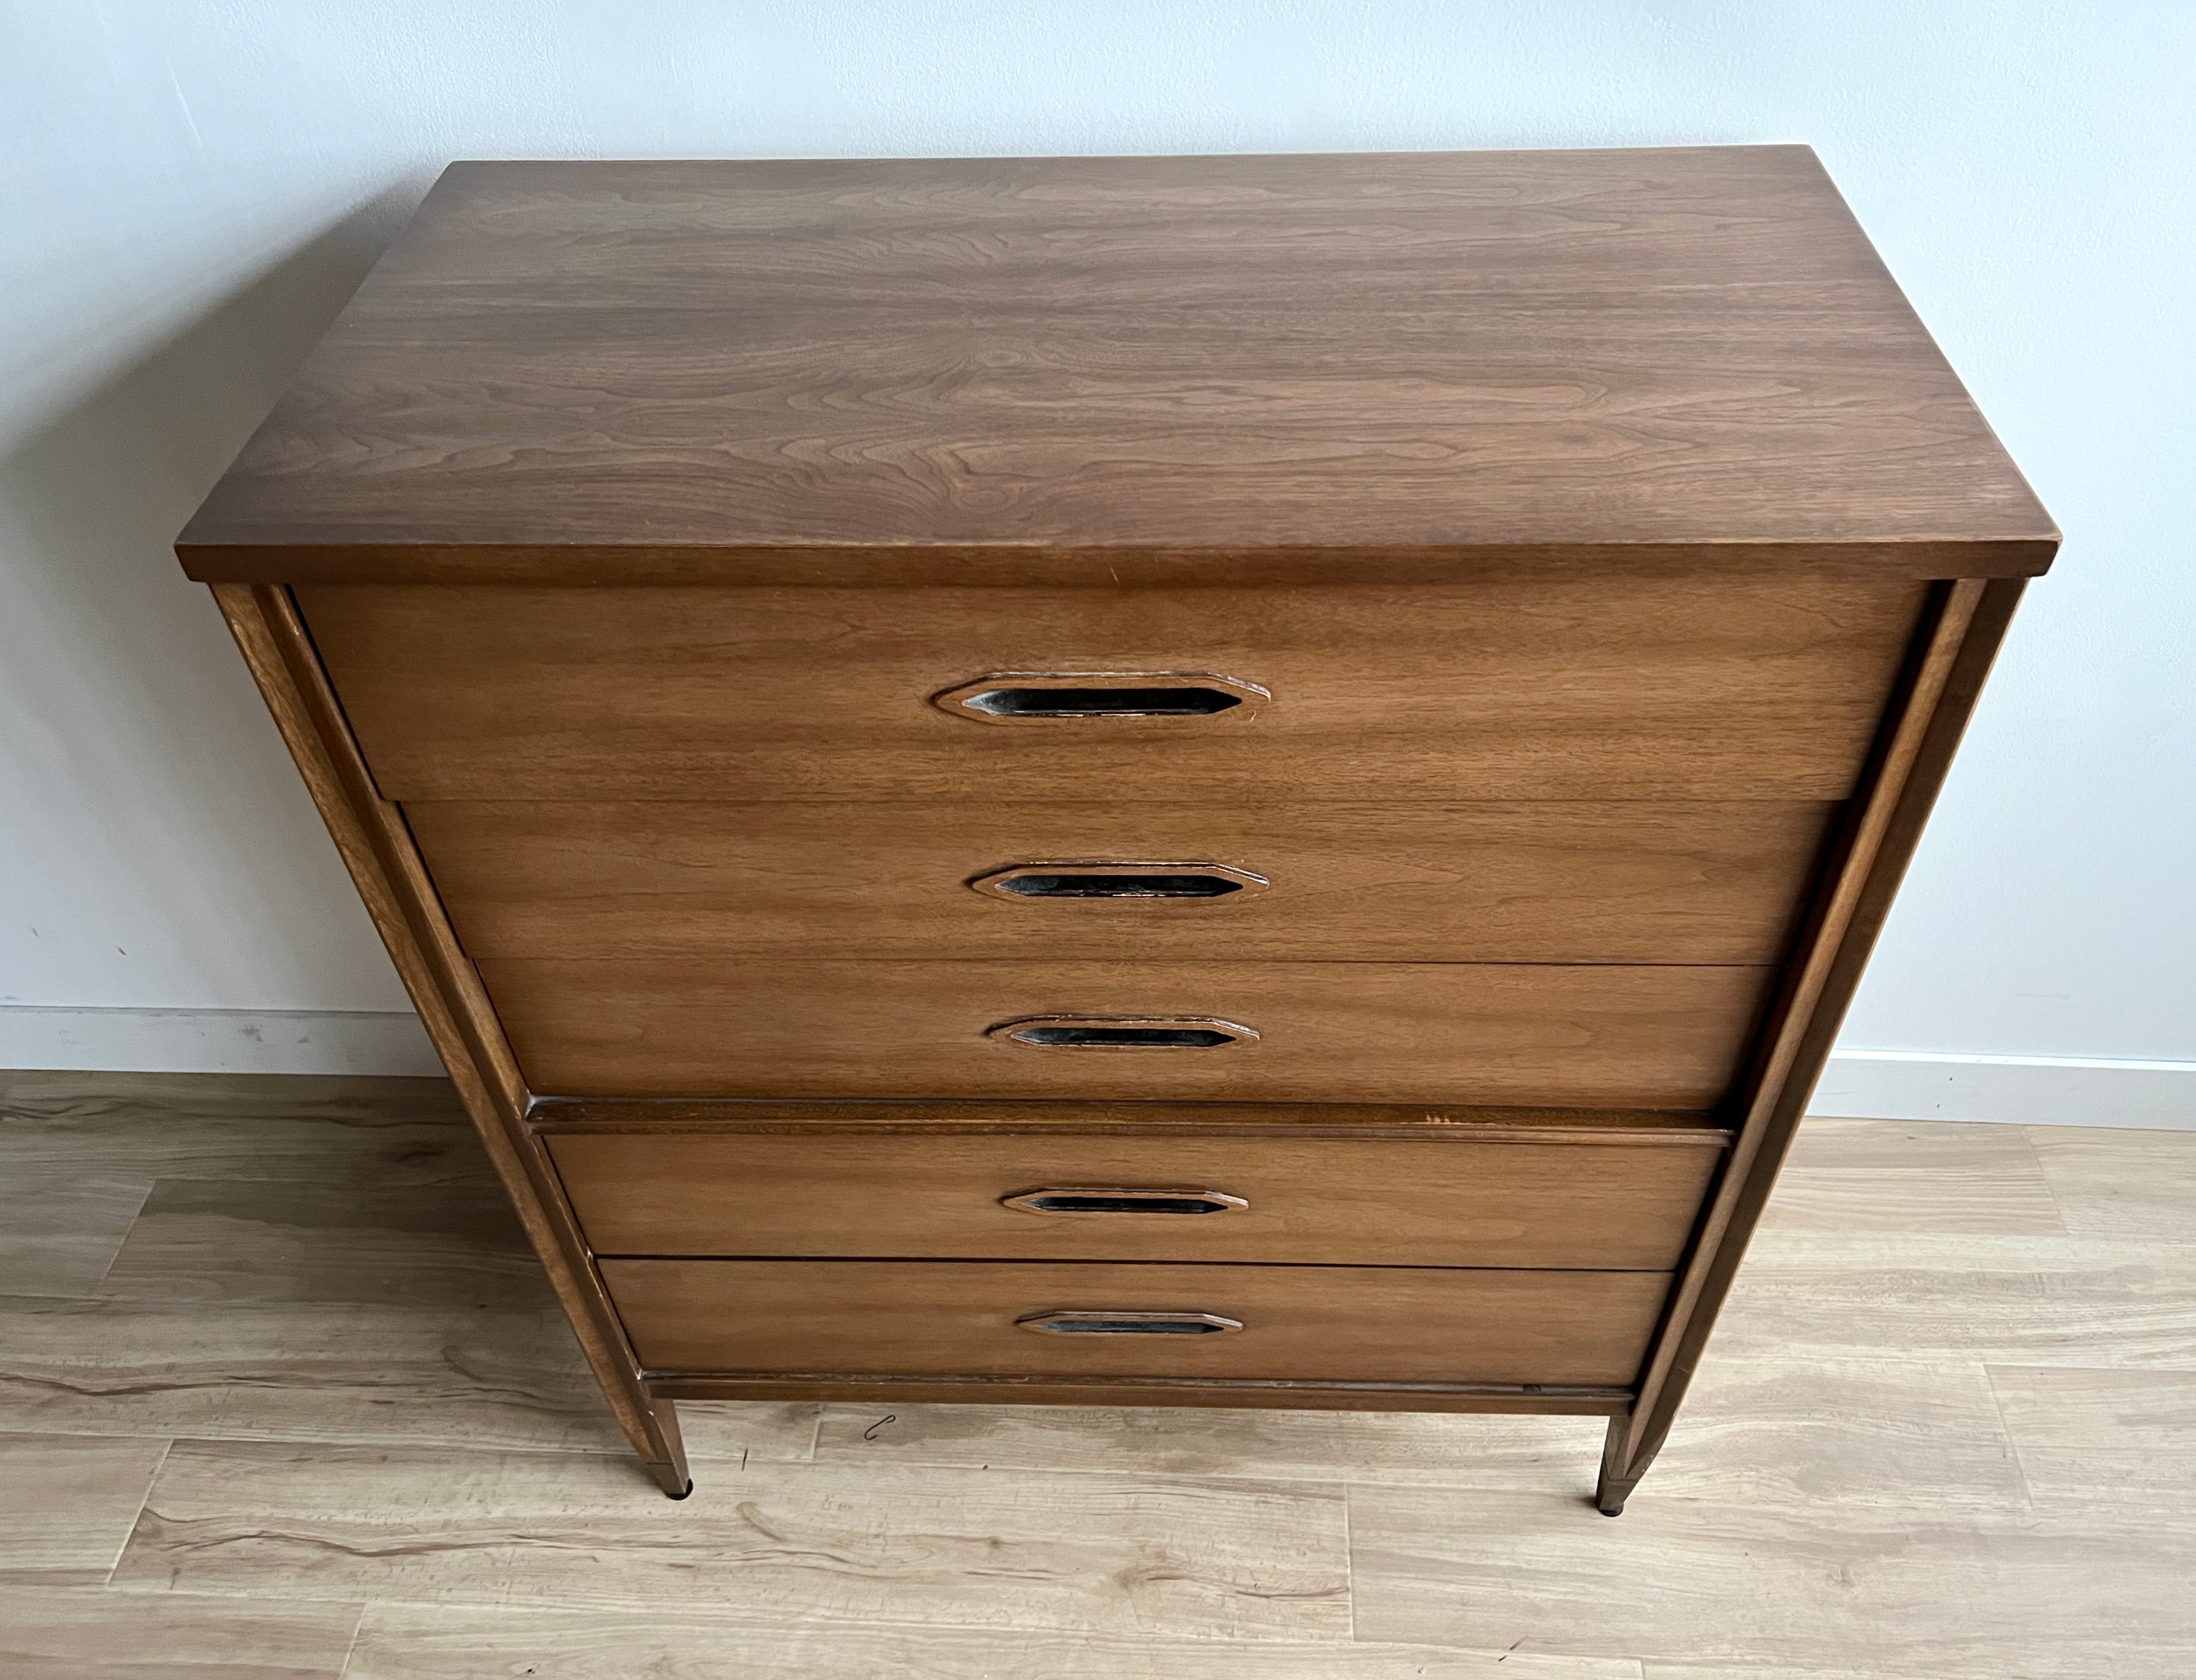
[548, 1129, 1720, 1268]
[1986, 1366, 2196, 1513]
[0, 1295, 819, 1467]
[96, 1173, 549, 1310]
[0, 1069, 473, 1179]
[811, 1355, 2031, 1511]
[814, 1399, 1608, 1487]
[0, 1170, 151, 1298]
[112, 1439, 1353, 1640]
[0, 1584, 363, 1679]
[1761, 1116, 2068, 1235]
[299, 578, 1925, 802]
[2030, 1126, 2196, 1240]
[1636, 1666, 2123, 1680]
[1711, 1231, 2196, 1367]
[0, 1293, 652, 1458]
[344, 1604, 1643, 1679]
[1348, 1485, 2196, 1676]
[411, 798, 1833, 964]
[480, 957, 1772, 1104]
[176, 151, 2053, 576]
[0, 1077, 818, 1465]
[600, 1259, 1670, 1386]
[0, 1433, 169, 1585]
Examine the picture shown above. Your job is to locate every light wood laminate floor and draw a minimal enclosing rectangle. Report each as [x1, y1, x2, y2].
[2, 1069, 2193, 1678]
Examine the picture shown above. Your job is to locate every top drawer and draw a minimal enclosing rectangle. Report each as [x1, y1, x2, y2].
[297, 579, 1926, 803]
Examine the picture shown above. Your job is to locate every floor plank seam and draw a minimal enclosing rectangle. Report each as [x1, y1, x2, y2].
[1340, 1477, 1358, 1644]
[0, 1407, 698, 1463]
[0, 1426, 181, 1446]
[334, 1600, 369, 1678]
[1978, 1362, 2042, 1513]
[2018, 1121, 2078, 1237]
[100, 1435, 172, 1589]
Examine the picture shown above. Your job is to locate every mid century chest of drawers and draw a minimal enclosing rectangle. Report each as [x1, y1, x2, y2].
[179, 148, 2055, 1510]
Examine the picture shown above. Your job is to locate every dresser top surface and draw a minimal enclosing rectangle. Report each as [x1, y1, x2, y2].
[180, 148, 2055, 580]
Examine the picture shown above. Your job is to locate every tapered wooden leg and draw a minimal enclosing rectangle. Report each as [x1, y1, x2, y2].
[1589, 584, 2031, 1520]
[215, 584, 703, 1506]
[640, 1394, 693, 1498]
[1596, 1411, 1642, 1516]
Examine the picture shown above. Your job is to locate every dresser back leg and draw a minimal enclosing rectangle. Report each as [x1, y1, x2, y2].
[642, 1395, 693, 1498]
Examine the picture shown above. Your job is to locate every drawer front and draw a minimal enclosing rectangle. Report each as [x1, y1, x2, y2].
[299, 579, 1925, 802]
[549, 1129, 1723, 1268]
[481, 957, 1771, 1105]
[600, 1258, 1670, 1386]
[414, 799, 1831, 965]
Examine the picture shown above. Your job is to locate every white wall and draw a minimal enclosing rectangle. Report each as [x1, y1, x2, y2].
[4, 4, 2192, 1118]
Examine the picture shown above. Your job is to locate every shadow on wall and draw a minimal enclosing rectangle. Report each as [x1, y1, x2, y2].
[2, 192, 410, 562]
[0, 184, 421, 1004]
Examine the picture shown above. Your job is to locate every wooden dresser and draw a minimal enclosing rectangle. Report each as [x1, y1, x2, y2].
[178, 148, 2055, 1511]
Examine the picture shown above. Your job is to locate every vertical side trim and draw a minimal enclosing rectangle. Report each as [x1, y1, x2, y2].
[1602, 576, 2023, 1506]
[211, 581, 688, 1495]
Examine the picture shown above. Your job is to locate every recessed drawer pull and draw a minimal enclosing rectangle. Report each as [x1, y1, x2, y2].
[972, 862, 1268, 901]
[987, 1015, 1258, 1050]
[1001, 1186, 1251, 1217]
[934, 671, 1269, 723]
[1017, 1310, 1244, 1336]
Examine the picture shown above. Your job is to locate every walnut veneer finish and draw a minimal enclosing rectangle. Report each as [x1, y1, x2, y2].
[600, 1261, 1673, 1388]
[485, 957, 1772, 1105]
[408, 799, 1834, 964]
[295, 577, 1925, 802]
[180, 148, 2054, 1510]
[549, 1129, 1721, 1269]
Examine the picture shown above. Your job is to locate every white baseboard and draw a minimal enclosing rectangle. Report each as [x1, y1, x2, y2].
[4, 1007, 2192, 1129]
[0, 1006, 443, 1078]
[1810, 1050, 2196, 1130]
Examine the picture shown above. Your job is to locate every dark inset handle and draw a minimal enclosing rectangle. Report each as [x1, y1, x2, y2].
[971, 862, 1268, 902]
[986, 1015, 1259, 1050]
[976, 686, 1237, 718]
[1018, 1025, 1234, 1049]
[1002, 1186, 1250, 1217]
[1017, 1310, 1244, 1337]
[933, 671, 1269, 724]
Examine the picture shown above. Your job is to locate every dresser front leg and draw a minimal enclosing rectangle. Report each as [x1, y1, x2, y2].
[1596, 1411, 1643, 1516]
[639, 1393, 693, 1498]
